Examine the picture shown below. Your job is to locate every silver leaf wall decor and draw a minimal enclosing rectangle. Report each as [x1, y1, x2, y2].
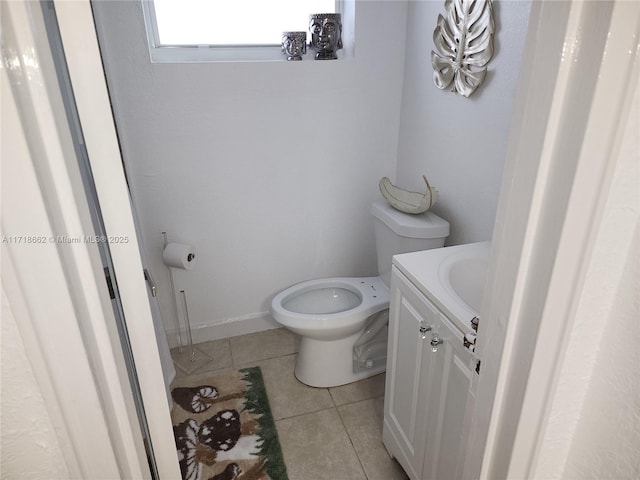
[431, 0, 495, 98]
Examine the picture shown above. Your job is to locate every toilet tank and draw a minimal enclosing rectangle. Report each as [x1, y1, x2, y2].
[371, 199, 449, 287]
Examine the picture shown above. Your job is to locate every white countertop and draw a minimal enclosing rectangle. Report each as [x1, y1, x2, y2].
[392, 242, 491, 333]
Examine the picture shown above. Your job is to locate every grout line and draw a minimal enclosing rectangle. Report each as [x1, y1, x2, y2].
[223, 338, 232, 368]
[333, 393, 387, 410]
[335, 402, 370, 480]
[273, 406, 370, 478]
[273, 405, 336, 424]
[228, 337, 237, 368]
[327, 387, 338, 408]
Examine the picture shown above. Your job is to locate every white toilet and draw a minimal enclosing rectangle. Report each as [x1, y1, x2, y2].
[271, 199, 449, 387]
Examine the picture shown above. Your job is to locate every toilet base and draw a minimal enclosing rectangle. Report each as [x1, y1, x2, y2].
[294, 329, 386, 388]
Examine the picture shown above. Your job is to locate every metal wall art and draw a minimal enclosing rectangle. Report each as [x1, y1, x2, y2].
[431, 0, 495, 97]
[282, 31, 307, 61]
[309, 13, 343, 60]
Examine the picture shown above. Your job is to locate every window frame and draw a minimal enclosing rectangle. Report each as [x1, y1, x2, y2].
[140, 0, 353, 63]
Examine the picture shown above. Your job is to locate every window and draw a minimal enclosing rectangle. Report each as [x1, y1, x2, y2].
[141, 0, 353, 63]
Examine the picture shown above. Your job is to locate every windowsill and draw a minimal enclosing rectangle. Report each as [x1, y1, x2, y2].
[141, 0, 355, 64]
[148, 45, 353, 63]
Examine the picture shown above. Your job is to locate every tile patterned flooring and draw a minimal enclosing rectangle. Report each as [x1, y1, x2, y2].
[171, 327, 409, 480]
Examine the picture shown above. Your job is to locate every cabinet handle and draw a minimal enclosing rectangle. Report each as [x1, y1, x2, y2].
[419, 321, 432, 339]
[430, 335, 443, 352]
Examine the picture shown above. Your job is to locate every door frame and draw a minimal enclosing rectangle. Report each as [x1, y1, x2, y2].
[2, 0, 180, 478]
[51, 1, 182, 478]
[2, 0, 169, 477]
[464, 1, 639, 478]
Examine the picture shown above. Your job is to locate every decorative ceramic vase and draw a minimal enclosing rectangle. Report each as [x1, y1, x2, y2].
[308, 13, 342, 60]
[281, 31, 307, 61]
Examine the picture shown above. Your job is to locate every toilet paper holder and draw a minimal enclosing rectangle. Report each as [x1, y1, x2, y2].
[162, 232, 197, 363]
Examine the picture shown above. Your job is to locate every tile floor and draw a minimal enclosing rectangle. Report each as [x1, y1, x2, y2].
[171, 327, 409, 480]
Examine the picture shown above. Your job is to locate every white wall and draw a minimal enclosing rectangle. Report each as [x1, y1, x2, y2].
[395, 1, 531, 245]
[92, 1, 409, 339]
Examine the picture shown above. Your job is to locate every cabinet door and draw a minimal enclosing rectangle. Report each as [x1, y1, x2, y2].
[383, 268, 439, 480]
[422, 314, 474, 480]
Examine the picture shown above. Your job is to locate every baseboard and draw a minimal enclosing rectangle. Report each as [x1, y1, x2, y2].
[165, 312, 280, 348]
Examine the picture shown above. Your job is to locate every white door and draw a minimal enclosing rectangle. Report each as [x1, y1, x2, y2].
[1, 0, 177, 476]
[34, 1, 181, 477]
[463, 2, 640, 478]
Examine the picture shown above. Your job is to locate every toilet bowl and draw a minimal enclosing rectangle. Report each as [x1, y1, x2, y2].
[271, 277, 390, 387]
[271, 199, 449, 387]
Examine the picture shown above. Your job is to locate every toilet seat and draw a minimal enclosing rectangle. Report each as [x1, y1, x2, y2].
[283, 286, 361, 315]
[271, 277, 389, 341]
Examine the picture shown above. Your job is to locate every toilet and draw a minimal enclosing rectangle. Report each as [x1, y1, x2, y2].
[271, 199, 449, 387]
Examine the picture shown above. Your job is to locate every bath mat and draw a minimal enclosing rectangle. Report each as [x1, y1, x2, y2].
[171, 367, 288, 480]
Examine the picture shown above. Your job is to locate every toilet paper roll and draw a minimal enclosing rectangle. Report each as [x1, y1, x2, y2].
[162, 243, 196, 270]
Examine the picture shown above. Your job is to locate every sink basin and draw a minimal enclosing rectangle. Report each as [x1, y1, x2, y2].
[392, 241, 491, 332]
[446, 257, 488, 313]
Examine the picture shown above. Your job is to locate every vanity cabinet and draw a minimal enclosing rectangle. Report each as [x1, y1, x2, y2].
[383, 266, 474, 480]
